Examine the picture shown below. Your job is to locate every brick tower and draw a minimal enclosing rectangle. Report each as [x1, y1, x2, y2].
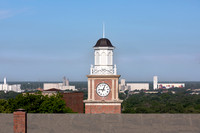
[84, 37, 123, 114]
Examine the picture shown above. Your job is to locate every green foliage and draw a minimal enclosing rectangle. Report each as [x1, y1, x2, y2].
[0, 91, 20, 100]
[0, 99, 11, 113]
[122, 92, 200, 113]
[119, 93, 126, 100]
[0, 92, 74, 113]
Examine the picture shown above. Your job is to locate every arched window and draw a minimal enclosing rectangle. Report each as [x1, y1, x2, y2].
[101, 52, 106, 65]
[107, 52, 111, 65]
[95, 52, 99, 65]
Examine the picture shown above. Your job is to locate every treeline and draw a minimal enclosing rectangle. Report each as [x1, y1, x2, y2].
[122, 92, 200, 113]
[0, 91, 20, 100]
[70, 81, 87, 89]
[0, 92, 73, 113]
[185, 81, 200, 89]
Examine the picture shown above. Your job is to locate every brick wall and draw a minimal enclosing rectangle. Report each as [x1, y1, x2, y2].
[85, 105, 121, 114]
[13, 109, 27, 133]
[61, 92, 84, 113]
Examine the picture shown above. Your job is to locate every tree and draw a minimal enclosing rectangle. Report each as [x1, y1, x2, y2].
[0, 99, 11, 113]
[0, 91, 19, 100]
[0, 92, 74, 113]
[122, 92, 200, 113]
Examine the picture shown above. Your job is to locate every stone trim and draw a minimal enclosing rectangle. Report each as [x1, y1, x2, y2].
[87, 75, 121, 78]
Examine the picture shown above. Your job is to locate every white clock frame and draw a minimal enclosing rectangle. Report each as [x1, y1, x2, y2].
[96, 83, 111, 97]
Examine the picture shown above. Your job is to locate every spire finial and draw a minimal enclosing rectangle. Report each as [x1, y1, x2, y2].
[103, 22, 105, 38]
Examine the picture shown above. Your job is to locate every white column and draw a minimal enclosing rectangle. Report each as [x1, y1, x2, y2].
[116, 79, 119, 100]
[92, 79, 94, 100]
[88, 79, 91, 100]
[114, 65, 117, 75]
[112, 79, 114, 100]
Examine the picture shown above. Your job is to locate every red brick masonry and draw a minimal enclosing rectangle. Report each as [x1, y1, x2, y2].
[62, 92, 84, 113]
[13, 110, 27, 133]
[85, 105, 121, 114]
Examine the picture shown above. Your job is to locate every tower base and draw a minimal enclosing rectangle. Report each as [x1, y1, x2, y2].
[84, 102, 122, 114]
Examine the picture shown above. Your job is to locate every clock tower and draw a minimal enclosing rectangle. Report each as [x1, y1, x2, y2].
[84, 38, 123, 114]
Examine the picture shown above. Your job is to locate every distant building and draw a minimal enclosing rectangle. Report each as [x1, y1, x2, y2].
[119, 79, 149, 92]
[36, 88, 43, 91]
[153, 76, 158, 89]
[127, 83, 149, 91]
[158, 83, 185, 89]
[0, 77, 22, 93]
[43, 77, 77, 91]
[63, 76, 69, 86]
[144, 91, 158, 94]
[121, 79, 126, 86]
[119, 79, 128, 92]
[153, 76, 185, 89]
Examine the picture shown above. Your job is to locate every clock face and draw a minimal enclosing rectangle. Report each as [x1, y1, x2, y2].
[96, 83, 110, 97]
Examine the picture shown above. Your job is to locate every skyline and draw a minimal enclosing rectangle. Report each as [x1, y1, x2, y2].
[0, 0, 200, 81]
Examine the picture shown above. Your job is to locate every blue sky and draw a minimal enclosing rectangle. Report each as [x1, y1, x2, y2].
[0, 0, 200, 81]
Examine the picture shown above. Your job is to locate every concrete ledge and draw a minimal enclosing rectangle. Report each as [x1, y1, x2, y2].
[1, 114, 200, 133]
[0, 114, 13, 133]
[27, 114, 200, 133]
[84, 100, 123, 103]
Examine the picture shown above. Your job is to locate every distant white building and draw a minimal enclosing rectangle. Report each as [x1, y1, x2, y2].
[119, 79, 149, 92]
[127, 83, 149, 91]
[153, 76, 158, 89]
[119, 76, 185, 92]
[119, 79, 128, 92]
[158, 83, 185, 89]
[0, 77, 22, 93]
[43, 77, 77, 91]
[121, 79, 126, 86]
[153, 76, 185, 89]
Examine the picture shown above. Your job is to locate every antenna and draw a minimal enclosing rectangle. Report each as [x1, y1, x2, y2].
[103, 22, 105, 38]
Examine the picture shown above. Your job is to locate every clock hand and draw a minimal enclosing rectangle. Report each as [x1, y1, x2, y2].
[103, 85, 106, 91]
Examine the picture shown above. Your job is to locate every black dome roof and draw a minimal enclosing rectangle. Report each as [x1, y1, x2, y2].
[94, 38, 114, 47]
